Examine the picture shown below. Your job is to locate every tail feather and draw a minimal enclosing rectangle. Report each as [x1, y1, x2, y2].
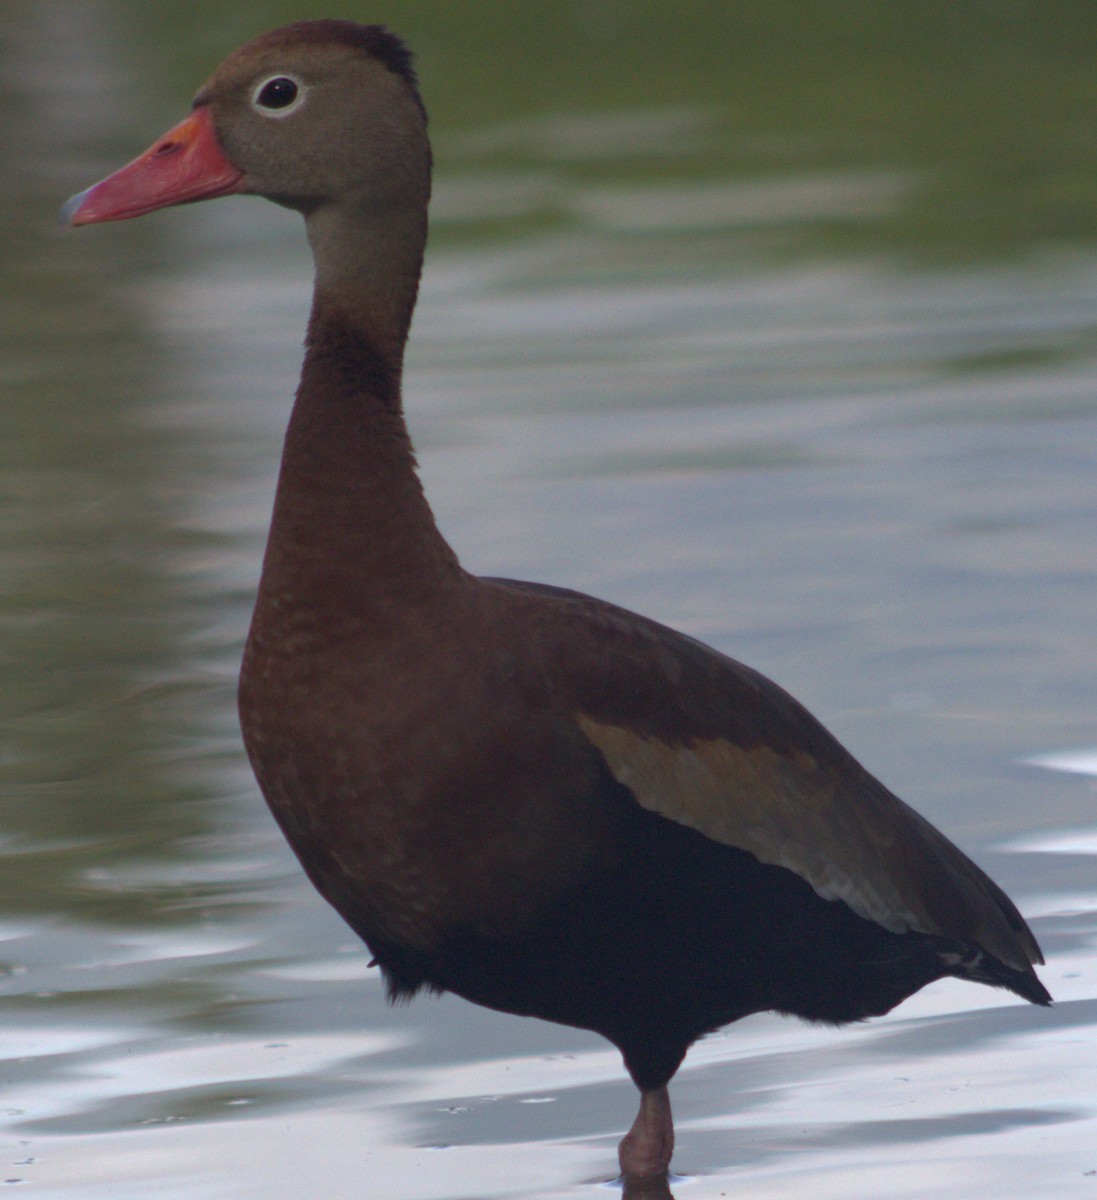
[938, 943, 1052, 1006]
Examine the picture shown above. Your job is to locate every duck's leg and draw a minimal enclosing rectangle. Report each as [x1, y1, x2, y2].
[618, 1085, 674, 1179]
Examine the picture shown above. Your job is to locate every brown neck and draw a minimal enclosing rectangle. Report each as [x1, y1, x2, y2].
[254, 283, 461, 633]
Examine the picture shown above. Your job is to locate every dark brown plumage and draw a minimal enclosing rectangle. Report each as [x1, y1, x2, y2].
[64, 20, 1049, 1183]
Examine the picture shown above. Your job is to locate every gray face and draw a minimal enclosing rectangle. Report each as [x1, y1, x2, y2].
[198, 41, 430, 218]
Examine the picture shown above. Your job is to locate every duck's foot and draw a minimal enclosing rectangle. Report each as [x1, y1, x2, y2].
[618, 1085, 674, 1181]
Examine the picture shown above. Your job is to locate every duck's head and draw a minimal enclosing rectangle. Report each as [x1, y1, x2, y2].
[62, 21, 429, 228]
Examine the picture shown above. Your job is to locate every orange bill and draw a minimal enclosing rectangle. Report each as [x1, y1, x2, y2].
[61, 106, 244, 227]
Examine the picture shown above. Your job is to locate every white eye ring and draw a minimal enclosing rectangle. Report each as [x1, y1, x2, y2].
[251, 74, 306, 118]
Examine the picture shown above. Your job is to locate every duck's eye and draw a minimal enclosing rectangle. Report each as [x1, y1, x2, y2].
[252, 76, 303, 116]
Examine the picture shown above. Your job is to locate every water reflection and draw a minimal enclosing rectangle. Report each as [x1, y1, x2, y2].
[0, 4, 237, 935]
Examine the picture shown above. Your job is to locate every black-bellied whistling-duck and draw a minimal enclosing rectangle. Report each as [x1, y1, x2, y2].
[64, 20, 1049, 1184]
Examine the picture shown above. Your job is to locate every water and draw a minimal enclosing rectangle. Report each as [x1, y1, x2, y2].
[2, 2, 1096, 1196]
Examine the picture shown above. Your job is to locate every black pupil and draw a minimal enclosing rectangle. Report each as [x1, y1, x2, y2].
[258, 78, 298, 109]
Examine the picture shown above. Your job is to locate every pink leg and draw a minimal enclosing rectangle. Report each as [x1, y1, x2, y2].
[618, 1085, 674, 1180]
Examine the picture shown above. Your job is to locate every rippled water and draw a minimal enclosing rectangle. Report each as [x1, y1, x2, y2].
[3, 2, 1097, 1197]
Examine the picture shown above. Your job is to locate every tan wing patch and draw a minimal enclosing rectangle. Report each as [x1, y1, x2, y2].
[577, 713, 950, 941]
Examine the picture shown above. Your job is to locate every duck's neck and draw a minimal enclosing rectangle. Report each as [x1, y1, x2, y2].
[255, 203, 461, 632]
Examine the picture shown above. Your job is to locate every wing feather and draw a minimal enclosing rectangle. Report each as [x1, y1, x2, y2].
[575, 713, 1041, 972]
[485, 577, 1042, 973]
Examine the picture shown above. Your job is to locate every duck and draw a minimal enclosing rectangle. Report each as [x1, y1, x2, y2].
[63, 19, 1050, 1184]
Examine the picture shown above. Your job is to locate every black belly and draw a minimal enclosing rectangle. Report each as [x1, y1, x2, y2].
[354, 780, 950, 1092]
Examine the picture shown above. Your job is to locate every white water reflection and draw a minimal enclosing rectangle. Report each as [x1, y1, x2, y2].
[5, 969, 1096, 1197]
[1024, 749, 1097, 779]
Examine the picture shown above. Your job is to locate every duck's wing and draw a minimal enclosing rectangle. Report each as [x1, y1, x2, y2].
[485, 576, 1047, 994]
